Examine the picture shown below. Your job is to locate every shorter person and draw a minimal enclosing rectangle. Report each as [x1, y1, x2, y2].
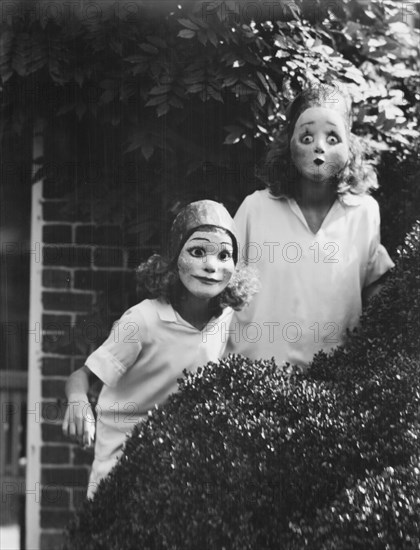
[62, 200, 259, 497]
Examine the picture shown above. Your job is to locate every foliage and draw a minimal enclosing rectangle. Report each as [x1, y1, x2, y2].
[1, 1, 419, 243]
[65, 221, 420, 549]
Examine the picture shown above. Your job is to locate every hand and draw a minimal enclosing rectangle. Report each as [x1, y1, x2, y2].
[62, 397, 96, 447]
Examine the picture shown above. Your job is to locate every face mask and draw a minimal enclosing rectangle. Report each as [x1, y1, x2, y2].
[177, 229, 235, 301]
[290, 107, 350, 183]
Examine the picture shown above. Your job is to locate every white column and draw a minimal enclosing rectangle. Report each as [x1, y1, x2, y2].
[25, 124, 43, 550]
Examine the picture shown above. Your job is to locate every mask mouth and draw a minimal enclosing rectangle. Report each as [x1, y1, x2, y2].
[193, 276, 221, 283]
[314, 158, 325, 166]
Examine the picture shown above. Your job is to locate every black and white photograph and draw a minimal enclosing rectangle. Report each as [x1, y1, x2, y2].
[1, 1, 419, 548]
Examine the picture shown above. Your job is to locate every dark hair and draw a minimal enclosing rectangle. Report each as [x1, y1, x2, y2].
[262, 83, 378, 198]
[136, 254, 260, 317]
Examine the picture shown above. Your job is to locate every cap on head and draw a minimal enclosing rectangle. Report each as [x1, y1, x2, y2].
[168, 200, 238, 264]
[287, 82, 353, 139]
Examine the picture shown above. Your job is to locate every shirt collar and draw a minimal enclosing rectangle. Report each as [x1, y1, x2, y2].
[155, 299, 178, 323]
[268, 190, 362, 206]
[338, 194, 363, 206]
[155, 298, 231, 327]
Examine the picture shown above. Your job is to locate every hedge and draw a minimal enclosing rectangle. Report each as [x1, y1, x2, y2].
[65, 222, 420, 550]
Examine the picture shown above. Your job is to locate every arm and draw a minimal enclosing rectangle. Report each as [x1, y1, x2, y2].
[62, 365, 97, 447]
[362, 272, 389, 307]
[234, 195, 251, 265]
[363, 198, 394, 306]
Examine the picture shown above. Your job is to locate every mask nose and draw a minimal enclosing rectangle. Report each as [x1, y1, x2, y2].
[314, 142, 325, 154]
[203, 255, 217, 272]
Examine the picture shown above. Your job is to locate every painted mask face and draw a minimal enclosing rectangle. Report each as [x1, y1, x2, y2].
[290, 107, 350, 183]
[177, 229, 235, 301]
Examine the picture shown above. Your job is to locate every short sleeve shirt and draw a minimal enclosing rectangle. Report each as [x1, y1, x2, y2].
[226, 189, 394, 369]
[86, 299, 232, 487]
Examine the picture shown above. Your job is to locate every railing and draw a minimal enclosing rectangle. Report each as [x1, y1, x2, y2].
[0, 370, 27, 489]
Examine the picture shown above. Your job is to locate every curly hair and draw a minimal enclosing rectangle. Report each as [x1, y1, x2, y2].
[136, 254, 260, 318]
[261, 84, 378, 198]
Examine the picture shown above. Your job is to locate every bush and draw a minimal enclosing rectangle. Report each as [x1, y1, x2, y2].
[65, 223, 420, 550]
[295, 464, 420, 550]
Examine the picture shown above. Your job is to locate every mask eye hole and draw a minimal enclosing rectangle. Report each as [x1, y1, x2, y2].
[188, 247, 205, 258]
[327, 134, 339, 145]
[219, 249, 233, 262]
[301, 134, 313, 144]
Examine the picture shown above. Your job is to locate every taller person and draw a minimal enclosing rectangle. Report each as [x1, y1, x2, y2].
[227, 83, 394, 371]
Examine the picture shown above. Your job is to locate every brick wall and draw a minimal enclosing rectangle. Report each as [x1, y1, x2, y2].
[38, 184, 156, 548]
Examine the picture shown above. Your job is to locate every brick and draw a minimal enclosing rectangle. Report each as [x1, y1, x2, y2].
[43, 245, 92, 267]
[42, 401, 66, 422]
[41, 486, 70, 507]
[43, 177, 74, 200]
[43, 200, 72, 222]
[42, 379, 65, 399]
[75, 225, 94, 245]
[93, 247, 124, 267]
[43, 313, 71, 326]
[42, 314, 72, 354]
[40, 532, 66, 550]
[43, 268, 71, 288]
[43, 225, 72, 244]
[76, 225, 123, 246]
[73, 446, 94, 466]
[43, 200, 92, 223]
[73, 316, 108, 349]
[42, 357, 72, 376]
[42, 314, 80, 355]
[41, 445, 70, 464]
[74, 269, 130, 291]
[42, 291, 93, 312]
[127, 246, 158, 268]
[72, 487, 89, 510]
[42, 423, 67, 443]
[73, 269, 93, 290]
[42, 466, 89, 487]
[72, 357, 87, 372]
[41, 508, 73, 528]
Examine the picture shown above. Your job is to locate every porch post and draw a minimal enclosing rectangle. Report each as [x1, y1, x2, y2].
[25, 124, 43, 549]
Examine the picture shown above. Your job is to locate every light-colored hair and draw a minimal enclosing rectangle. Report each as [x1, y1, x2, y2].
[262, 83, 378, 197]
[136, 252, 260, 316]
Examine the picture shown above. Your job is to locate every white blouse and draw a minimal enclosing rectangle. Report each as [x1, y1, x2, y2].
[226, 189, 394, 369]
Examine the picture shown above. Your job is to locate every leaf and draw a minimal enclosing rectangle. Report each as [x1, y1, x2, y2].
[224, 125, 244, 145]
[207, 28, 218, 47]
[149, 85, 172, 95]
[178, 19, 200, 31]
[56, 103, 76, 116]
[222, 75, 239, 87]
[178, 29, 196, 39]
[100, 89, 116, 104]
[74, 68, 84, 87]
[224, 133, 241, 145]
[141, 145, 154, 160]
[186, 83, 204, 93]
[75, 102, 87, 119]
[169, 97, 184, 108]
[146, 36, 167, 49]
[156, 102, 170, 117]
[257, 91, 266, 106]
[241, 78, 260, 91]
[208, 87, 223, 102]
[197, 30, 208, 45]
[145, 95, 168, 106]
[100, 79, 118, 90]
[125, 55, 147, 63]
[139, 43, 159, 55]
